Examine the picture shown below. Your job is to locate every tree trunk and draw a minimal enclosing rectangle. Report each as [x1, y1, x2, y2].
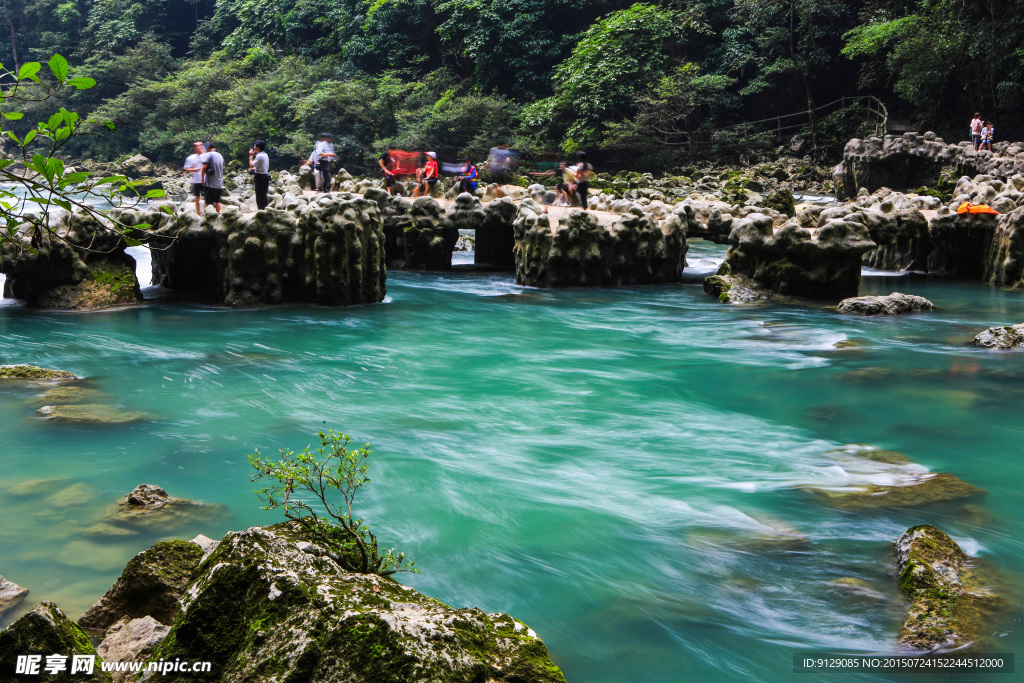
[2, 0, 19, 74]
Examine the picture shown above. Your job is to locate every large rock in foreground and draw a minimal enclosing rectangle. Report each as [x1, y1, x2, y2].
[895, 525, 996, 651]
[148, 523, 565, 682]
[514, 205, 687, 288]
[78, 540, 203, 631]
[973, 323, 1024, 349]
[837, 292, 934, 315]
[0, 602, 111, 682]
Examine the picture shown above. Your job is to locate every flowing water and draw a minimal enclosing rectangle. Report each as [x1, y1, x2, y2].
[1, 239, 1023, 681]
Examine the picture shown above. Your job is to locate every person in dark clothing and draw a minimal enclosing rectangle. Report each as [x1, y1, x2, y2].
[249, 140, 270, 211]
[576, 152, 593, 211]
[379, 144, 398, 195]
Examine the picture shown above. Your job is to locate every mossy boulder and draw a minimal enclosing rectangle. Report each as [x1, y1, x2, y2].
[146, 523, 565, 682]
[758, 189, 796, 217]
[703, 273, 773, 304]
[0, 602, 111, 683]
[78, 540, 204, 631]
[30, 257, 142, 310]
[0, 365, 77, 381]
[895, 525, 998, 651]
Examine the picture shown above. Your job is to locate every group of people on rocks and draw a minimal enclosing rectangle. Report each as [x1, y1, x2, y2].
[970, 113, 995, 152]
[182, 135, 590, 215]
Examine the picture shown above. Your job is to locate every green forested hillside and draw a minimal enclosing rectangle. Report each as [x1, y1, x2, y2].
[1, 0, 1021, 172]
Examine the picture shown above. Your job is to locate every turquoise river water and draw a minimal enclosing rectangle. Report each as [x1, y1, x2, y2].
[1, 240, 1022, 681]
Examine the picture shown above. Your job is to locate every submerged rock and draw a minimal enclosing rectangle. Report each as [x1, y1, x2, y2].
[895, 525, 996, 651]
[0, 364, 77, 381]
[29, 386, 106, 405]
[0, 575, 29, 619]
[35, 404, 151, 425]
[803, 446, 985, 509]
[0, 602, 111, 682]
[96, 616, 170, 683]
[826, 577, 886, 601]
[837, 292, 934, 315]
[78, 540, 204, 631]
[91, 484, 228, 535]
[147, 522, 565, 682]
[973, 323, 1024, 349]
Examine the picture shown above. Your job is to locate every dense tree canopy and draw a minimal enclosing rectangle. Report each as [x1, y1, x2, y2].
[0, 0, 1020, 172]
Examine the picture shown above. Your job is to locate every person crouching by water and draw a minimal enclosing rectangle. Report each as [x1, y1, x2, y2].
[201, 141, 224, 214]
[458, 158, 478, 194]
[413, 151, 439, 198]
[183, 141, 206, 216]
[249, 140, 270, 210]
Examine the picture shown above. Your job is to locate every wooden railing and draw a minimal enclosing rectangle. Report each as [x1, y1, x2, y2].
[663, 95, 889, 151]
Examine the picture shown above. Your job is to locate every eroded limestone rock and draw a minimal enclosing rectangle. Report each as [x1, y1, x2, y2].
[146, 523, 565, 683]
[837, 292, 934, 315]
[96, 616, 169, 683]
[703, 273, 774, 304]
[0, 575, 29, 619]
[973, 323, 1024, 349]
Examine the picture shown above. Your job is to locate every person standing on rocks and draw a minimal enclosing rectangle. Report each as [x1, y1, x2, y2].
[575, 152, 593, 210]
[970, 113, 983, 151]
[313, 133, 336, 193]
[201, 141, 224, 214]
[379, 144, 398, 195]
[183, 141, 206, 216]
[413, 151, 439, 198]
[488, 142, 513, 184]
[249, 140, 270, 211]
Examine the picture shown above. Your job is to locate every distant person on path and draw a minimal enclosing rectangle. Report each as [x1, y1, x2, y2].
[379, 144, 398, 195]
[201, 141, 224, 214]
[981, 121, 994, 151]
[488, 142, 513, 184]
[971, 113, 984, 151]
[414, 151, 439, 198]
[249, 140, 270, 210]
[457, 158, 478, 194]
[575, 152, 593, 210]
[183, 141, 205, 216]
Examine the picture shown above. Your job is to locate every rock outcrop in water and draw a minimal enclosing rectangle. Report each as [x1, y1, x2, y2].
[0, 365, 77, 381]
[138, 195, 387, 306]
[0, 602, 110, 682]
[895, 525, 995, 652]
[0, 575, 29, 619]
[837, 292, 934, 315]
[93, 523, 564, 683]
[514, 205, 688, 287]
[720, 212, 874, 299]
[0, 212, 142, 310]
[973, 323, 1024, 349]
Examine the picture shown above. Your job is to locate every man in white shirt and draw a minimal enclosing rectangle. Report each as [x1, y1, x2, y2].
[970, 113, 983, 151]
[312, 133, 336, 193]
[248, 140, 270, 210]
[183, 141, 205, 216]
[201, 141, 225, 215]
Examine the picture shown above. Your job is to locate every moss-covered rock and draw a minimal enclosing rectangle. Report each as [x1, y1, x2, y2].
[30, 257, 142, 310]
[702, 273, 773, 304]
[0, 602, 111, 683]
[895, 525, 997, 651]
[146, 523, 565, 683]
[78, 541, 204, 631]
[758, 189, 796, 217]
[0, 365, 77, 381]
